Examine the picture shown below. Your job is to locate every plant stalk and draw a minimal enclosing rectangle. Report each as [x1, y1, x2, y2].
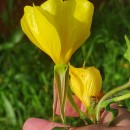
[96, 81, 130, 123]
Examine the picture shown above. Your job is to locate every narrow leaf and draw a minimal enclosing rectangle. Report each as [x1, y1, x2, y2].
[124, 35, 130, 62]
[52, 127, 70, 130]
[105, 102, 118, 126]
[1, 92, 17, 126]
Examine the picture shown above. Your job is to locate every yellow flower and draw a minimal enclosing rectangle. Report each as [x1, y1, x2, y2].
[69, 65, 102, 107]
[21, 0, 94, 64]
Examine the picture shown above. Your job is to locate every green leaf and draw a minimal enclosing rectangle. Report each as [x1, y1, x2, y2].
[71, 118, 86, 127]
[52, 127, 69, 130]
[125, 98, 130, 111]
[9, 28, 24, 44]
[1, 92, 17, 126]
[71, 117, 93, 127]
[105, 102, 118, 126]
[124, 35, 130, 62]
[0, 42, 15, 51]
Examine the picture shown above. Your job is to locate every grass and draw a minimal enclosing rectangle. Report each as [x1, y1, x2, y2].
[0, 0, 130, 129]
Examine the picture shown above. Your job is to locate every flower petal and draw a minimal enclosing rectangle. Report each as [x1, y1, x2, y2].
[69, 65, 84, 100]
[24, 5, 61, 64]
[59, 0, 94, 63]
[69, 65, 102, 107]
[21, 0, 94, 64]
[84, 67, 102, 97]
[41, 0, 94, 63]
[21, 16, 43, 50]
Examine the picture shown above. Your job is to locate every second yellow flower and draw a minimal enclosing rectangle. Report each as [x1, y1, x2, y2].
[69, 65, 102, 107]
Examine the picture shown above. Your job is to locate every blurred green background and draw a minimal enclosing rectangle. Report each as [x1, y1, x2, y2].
[0, 0, 130, 130]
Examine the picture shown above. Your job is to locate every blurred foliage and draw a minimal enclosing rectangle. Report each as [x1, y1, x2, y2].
[0, 0, 130, 130]
[0, 28, 54, 129]
[124, 35, 130, 62]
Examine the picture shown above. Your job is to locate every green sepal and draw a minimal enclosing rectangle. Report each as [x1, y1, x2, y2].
[86, 105, 96, 124]
[124, 35, 130, 63]
[87, 106, 95, 116]
[53, 64, 69, 124]
[105, 102, 118, 126]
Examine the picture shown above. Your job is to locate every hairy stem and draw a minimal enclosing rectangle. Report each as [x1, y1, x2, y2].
[96, 81, 130, 122]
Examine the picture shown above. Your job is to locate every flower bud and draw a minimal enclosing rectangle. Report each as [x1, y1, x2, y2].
[69, 65, 102, 107]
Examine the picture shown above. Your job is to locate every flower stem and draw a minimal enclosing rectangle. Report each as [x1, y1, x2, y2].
[101, 92, 130, 109]
[95, 81, 130, 123]
[53, 64, 69, 125]
[113, 92, 130, 101]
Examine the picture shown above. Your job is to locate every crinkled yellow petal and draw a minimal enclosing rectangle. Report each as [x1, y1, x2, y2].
[82, 67, 102, 106]
[69, 66, 84, 100]
[69, 65, 102, 107]
[82, 95, 90, 107]
[84, 67, 102, 97]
